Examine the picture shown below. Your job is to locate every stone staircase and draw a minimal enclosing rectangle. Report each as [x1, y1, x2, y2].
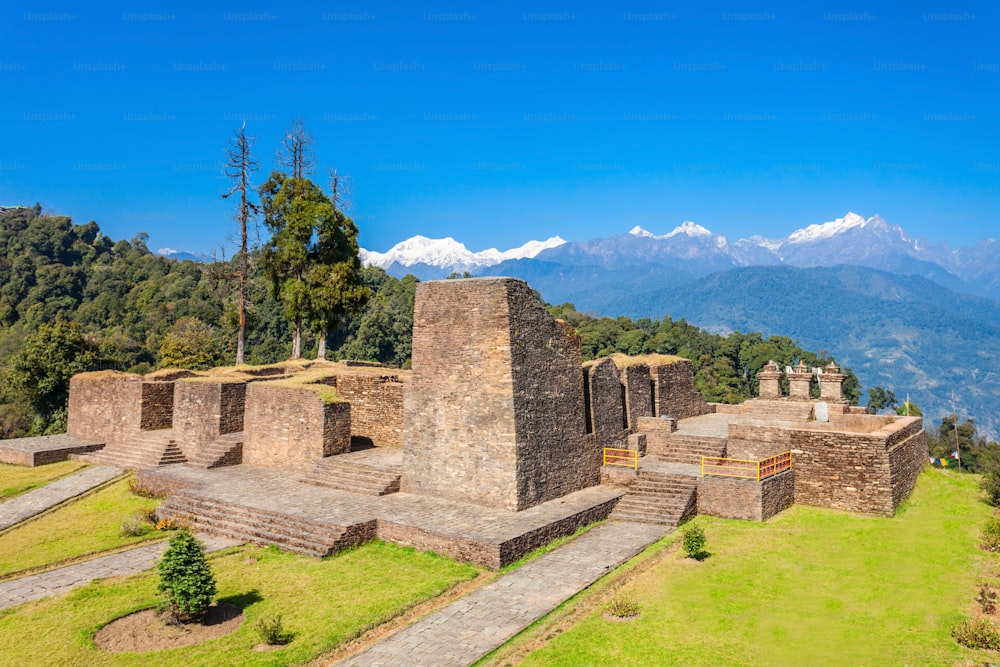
[653, 433, 727, 465]
[610, 471, 698, 527]
[156, 491, 371, 557]
[185, 433, 243, 469]
[300, 457, 402, 496]
[83, 429, 186, 470]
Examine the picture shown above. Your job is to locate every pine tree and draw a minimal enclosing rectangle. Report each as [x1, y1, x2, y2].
[156, 530, 216, 623]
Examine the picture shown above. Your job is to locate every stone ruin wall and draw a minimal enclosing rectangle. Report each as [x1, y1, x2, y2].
[67, 373, 174, 446]
[583, 358, 628, 450]
[698, 470, 794, 522]
[243, 383, 351, 467]
[325, 373, 406, 447]
[402, 278, 598, 511]
[172, 380, 247, 459]
[620, 364, 653, 431]
[651, 360, 712, 419]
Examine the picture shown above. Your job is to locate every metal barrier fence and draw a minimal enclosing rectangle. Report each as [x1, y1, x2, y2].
[701, 451, 792, 481]
[603, 447, 638, 470]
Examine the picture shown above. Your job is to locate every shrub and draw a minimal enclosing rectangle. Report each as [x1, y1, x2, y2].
[980, 517, 1000, 552]
[982, 472, 1000, 507]
[156, 530, 216, 623]
[128, 478, 162, 499]
[682, 524, 707, 559]
[978, 585, 998, 615]
[605, 592, 640, 619]
[953, 617, 1000, 650]
[120, 516, 150, 538]
[255, 613, 292, 645]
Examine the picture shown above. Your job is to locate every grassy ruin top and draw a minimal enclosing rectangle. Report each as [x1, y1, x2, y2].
[608, 352, 686, 369]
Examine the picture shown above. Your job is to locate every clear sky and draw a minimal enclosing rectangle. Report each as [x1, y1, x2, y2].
[1, 1, 998, 255]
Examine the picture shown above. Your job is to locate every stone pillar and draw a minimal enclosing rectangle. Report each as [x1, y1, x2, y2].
[818, 362, 846, 401]
[758, 361, 783, 399]
[401, 278, 596, 512]
[788, 361, 813, 400]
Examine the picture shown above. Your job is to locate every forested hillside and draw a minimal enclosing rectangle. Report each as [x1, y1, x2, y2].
[0, 206, 859, 439]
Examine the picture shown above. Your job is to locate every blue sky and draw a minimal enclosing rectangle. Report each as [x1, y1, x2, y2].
[1, 1, 998, 255]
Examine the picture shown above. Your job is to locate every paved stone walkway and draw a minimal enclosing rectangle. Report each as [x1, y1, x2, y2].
[0, 465, 124, 531]
[0, 534, 240, 610]
[334, 520, 667, 667]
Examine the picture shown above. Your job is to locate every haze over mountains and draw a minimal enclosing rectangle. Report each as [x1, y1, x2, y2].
[361, 213, 1000, 438]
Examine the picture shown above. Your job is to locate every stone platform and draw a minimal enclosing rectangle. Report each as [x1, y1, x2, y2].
[141, 452, 624, 569]
[0, 434, 104, 467]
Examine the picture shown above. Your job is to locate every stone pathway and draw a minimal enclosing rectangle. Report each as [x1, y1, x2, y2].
[0, 534, 240, 610]
[334, 520, 668, 667]
[0, 465, 124, 531]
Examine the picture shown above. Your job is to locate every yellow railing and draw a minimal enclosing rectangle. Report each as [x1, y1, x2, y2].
[701, 451, 792, 481]
[603, 447, 638, 470]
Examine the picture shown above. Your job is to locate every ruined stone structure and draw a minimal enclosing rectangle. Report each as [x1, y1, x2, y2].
[243, 383, 352, 467]
[402, 278, 598, 511]
[3, 276, 932, 567]
[67, 372, 174, 446]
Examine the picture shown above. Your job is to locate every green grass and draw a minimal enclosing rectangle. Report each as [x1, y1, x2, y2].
[514, 468, 998, 666]
[0, 477, 163, 578]
[0, 540, 481, 666]
[0, 461, 89, 501]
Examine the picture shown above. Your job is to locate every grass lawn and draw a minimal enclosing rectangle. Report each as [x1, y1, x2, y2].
[0, 540, 481, 667]
[0, 461, 89, 500]
[510, 468, 998, 666]
[0, 477, 163, 578]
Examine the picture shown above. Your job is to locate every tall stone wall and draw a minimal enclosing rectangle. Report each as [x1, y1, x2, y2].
[329, 373, 406, 447]
[173, 380, 247, 459]
[650, 360, 712, 419]
[140, 382, 174, 430]
[584, 358, 628, 449]
[727, 422, 795, 460]
[402, 278, 597, 511]
[68, 372, 173, 446]
[243, 383, 351, 467]
[619, 363, 653, 431]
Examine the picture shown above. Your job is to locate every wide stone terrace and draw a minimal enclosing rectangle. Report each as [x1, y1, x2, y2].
[0, 434, 103, 467]
[142, 454, 623, 569]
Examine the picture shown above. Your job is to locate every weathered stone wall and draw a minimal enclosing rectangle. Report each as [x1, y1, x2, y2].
[791, 417, 924, 516]
[173, 381, 246, 459]
[636, 416, 677, 457]
[727, 422, 795, 460]
[618, 363, 653, 431]
[243, 383, 351, 467]
[584, 358, 628, 449]
[650, 360, 712, 419]
[698, 470, 793, 521]
[140, 382, 174, 430]
[402, 278, 597, 511]
[888, 419, 928, 510]
[328, 373, 406, 447]
[68, 373, 144, 446]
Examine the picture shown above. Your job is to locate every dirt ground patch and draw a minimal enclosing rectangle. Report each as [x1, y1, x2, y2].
[94, 602, 243, 652]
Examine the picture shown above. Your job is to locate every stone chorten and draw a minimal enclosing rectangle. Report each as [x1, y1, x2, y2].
[757, 361, 783, 399]
[788, 360, 813, 400]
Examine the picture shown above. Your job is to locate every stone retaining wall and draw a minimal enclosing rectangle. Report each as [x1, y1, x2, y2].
[68, 372, 174, 446]
[698, 470, 794, 521]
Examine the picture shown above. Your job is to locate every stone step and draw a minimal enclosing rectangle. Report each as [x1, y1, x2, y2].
[85, 431, 187, 470]
[301, 459, 402, 496]
[186, 435, 243, 469]
[157, 493, 348, 557]
[610, 471, 698, 528]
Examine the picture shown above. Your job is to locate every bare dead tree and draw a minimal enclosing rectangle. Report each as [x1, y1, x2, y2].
[222, 122, 259, 365]
[277, 118, 314, 179]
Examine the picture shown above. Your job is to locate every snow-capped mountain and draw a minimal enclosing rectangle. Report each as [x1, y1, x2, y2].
[157, 247, 211, 263]
[360, 235, 566, 277]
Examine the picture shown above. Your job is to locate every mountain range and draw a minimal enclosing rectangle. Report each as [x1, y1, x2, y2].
[362, 213, 1000, 438]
